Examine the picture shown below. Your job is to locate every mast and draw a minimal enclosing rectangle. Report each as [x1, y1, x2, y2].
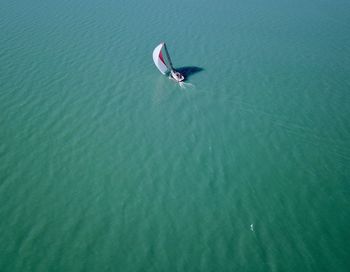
[163, 43, 174, 71]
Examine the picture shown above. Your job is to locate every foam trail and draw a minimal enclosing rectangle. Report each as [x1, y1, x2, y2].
[179, 81, 195, 89]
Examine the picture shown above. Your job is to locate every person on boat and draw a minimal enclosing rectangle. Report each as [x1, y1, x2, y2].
[173, 71, 182, 79]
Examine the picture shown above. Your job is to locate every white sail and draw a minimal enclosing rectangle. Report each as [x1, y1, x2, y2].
[152, 43, 168, 75]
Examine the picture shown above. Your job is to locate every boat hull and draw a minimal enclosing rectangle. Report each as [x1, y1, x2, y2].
[170, 70, 185, 82]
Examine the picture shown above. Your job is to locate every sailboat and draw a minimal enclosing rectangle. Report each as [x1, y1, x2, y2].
[152, 42, 184, 82]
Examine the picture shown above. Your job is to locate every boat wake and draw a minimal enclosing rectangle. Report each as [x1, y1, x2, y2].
[179, 81, 195, 89]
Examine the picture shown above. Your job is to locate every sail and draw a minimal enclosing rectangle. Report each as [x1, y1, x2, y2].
[152, 43, 168, 75]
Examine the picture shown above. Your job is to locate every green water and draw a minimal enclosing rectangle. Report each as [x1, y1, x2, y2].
[1, 0, 350, 271]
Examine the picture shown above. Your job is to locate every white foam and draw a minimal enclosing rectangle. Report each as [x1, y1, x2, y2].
[179, 81, 195, 89]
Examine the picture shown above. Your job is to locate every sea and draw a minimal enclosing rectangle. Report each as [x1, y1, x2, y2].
[1, 0, 349, 271]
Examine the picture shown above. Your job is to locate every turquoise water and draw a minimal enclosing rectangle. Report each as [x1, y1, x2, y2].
[1, 0, 350, 271]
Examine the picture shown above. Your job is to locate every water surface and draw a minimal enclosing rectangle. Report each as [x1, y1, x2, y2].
[1, 0, 350, 271]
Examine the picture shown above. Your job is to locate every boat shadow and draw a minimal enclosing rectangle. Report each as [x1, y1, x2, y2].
[176, 66, 204, 79]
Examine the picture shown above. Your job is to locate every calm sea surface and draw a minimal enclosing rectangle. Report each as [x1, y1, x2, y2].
[1, 0, 349, 271]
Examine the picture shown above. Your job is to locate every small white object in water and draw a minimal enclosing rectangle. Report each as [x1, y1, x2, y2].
[250, 224, 254, 232]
